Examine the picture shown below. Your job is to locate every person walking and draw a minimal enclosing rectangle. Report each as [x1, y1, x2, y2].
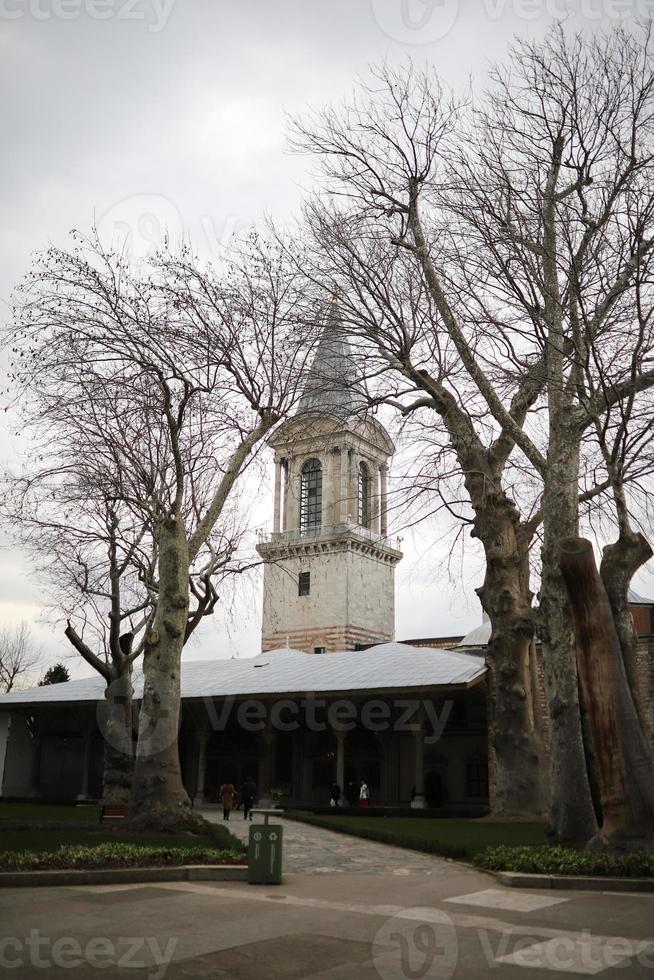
[240, 775, 257, 821]
[345, 779, 358, 807]
[219, 781, 237, 821]
[330, 782, 341, 808]
[359, 779, 370, 808]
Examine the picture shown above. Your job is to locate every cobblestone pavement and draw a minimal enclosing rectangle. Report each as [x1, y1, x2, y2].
[200, 809, 466, 876]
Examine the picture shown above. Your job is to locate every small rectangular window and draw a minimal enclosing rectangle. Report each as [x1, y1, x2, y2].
[314, 646, 325, 655]
[298, 571, 310, 596]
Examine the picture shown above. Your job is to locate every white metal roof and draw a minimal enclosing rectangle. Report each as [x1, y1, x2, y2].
[0, 642, 486, 708]
[458, 622, 492, 648]
[628, 587, 653, 605]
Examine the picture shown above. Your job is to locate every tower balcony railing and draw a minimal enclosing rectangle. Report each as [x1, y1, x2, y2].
[258, 522, 402, 550]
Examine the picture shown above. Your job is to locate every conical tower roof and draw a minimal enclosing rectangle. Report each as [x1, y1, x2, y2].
[296, 300, 367, 419]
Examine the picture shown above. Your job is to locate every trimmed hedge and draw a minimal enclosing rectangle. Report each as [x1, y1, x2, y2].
[475, 845, 654, 878]
[294, 805, 489, 819]
[284, 812, 467, 858]
[0, 843, 246, 872]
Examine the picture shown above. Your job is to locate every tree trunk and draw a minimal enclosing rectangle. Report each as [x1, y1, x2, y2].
[600, 530, 653, 733]
[539, 423, 597, 843]
[98, 662, 134, 805]
[128, 515, 192, 829]
[466, 474, 548, 818]
[560, 537, 654, 847]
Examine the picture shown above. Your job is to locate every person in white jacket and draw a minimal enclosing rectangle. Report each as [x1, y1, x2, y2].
[359, 779, 370, 807]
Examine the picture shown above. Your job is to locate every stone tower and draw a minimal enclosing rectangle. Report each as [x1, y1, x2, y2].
[256, 302, 403, 653]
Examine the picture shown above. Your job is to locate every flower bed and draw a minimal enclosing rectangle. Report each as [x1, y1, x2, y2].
[0, 843, 246, 872]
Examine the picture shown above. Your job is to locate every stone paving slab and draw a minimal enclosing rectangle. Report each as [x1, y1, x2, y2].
[202, 811, 460, 876]
[2, 873, 654, 979]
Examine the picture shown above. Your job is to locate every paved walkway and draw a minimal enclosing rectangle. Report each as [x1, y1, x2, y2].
[2, 853, 654, 978]
[200, 810, 459, 875]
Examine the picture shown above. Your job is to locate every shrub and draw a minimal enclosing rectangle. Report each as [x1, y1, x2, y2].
[474, 845, 654, 878]
[176, 814, 246, 854]
[0, 843, 246, 872]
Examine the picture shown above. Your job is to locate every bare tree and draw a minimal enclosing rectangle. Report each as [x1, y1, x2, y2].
[0, 622, 41, 693]
[8, 230, 313, 828]
[3, 431, 248, 805]
[293, 26, 654, 842]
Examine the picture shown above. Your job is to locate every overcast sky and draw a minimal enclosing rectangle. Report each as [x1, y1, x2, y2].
[2, 0, 652, 678]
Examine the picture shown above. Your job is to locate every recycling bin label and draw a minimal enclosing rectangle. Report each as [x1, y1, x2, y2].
[248, 824, 283, 884]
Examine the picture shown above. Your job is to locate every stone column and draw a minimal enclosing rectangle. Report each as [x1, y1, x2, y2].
[411, 712, 426, 809]
[281, 459, 289, 532]
[323, 450, 334, 527]
[335, 730, 345, 791]
[286, 457, 301, 532]
[27, 721, 42, 799]
[77, 725, 94, 801]
[370, 463, 381, 533]
[339, 446, 349, 523]
[349, 450, 360, 525]
[380, 465, 388, 537]
[194, 730, 209, 807]
[273, 459, 282, 533]
[258, 718, 275, 807]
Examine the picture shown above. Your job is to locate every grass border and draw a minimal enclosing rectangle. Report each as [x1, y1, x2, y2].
[283, 810, 468, 859]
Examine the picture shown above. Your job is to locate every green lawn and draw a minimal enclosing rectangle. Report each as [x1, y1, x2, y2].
[0, 802, 101, 823]
[286, 813, 547, 860]
[0, 801, 244, 856]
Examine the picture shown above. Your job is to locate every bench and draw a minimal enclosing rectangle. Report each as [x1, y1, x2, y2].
[100, 804, 127, 822]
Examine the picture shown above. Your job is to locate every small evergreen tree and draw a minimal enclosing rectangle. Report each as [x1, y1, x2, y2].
[38, 663, 70, 686]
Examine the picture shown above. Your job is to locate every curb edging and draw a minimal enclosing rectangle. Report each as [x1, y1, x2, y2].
[0, 864, 248, 888]
[497, 871, 654, 892]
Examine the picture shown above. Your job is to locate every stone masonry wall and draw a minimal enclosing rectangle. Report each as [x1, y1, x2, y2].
[261, 542, 397, 651]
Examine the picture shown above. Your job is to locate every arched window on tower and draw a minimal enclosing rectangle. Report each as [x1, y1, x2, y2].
[358, 461, 370, 529]
[300, 458, 322, 533]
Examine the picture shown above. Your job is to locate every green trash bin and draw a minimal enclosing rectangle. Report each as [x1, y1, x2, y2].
[248, 823, 283, 884]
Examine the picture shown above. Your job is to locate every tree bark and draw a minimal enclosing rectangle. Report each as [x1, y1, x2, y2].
[560, 536, 654, 846]
[127, 515, 192, 829]
[465, 469, 548, 818]
[539, 424, 598, 843]
[98, 663, 134, 805]
[600, 530, 653, 733]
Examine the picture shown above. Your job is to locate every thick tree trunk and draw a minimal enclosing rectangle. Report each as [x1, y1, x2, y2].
[600, 530, 653, 733]
[466, 475, 547, 817]
[98, 663, 134, 805]
[539, 424, 597, 843]
[560, 537, 654, 847]
[128, 515, 192, 829]
[560, 538, 628, 834]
